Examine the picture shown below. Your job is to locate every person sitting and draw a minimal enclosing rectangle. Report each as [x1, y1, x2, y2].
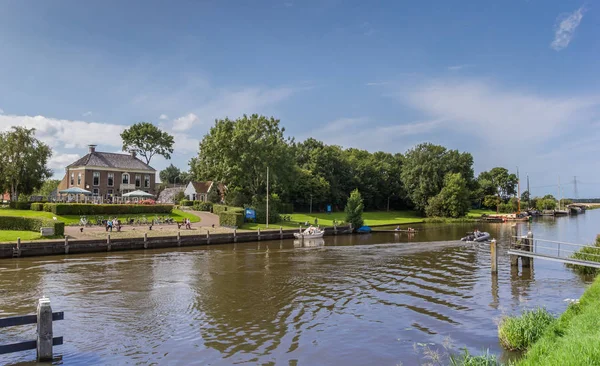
[473, 229, 480, 237]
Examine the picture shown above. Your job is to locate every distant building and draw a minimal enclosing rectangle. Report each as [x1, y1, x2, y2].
[57, 145, 157, 200]
[1, 191, 9, 202]
[184, 181, 226, 202]
[157, 187, 185, 204]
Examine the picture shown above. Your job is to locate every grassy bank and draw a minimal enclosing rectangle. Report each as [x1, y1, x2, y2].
[517, 275, 600, 365]
[0, 230, 44, 242]
[241, 210, 424, 230]
[0, 208, 200, 225]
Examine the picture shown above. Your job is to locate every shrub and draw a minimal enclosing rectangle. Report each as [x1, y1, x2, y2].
[31, 203, 44, 211]
[246, 194, 281, 224]
[345, 189, 364, 230]
[179, 199, 194, 207]
[498, 203, 514, 213]
[498, 307, 555, 351]
[568, 235, 600, 275]
[219, 211, 244, 228]
[213, 204, 243, 215]
[43, 203, 54, 212]
[0, 216, 64, 236]
[193, 201, 213, 212]
[449, 349, 499, 366]
[280, 202, 294, 214]
[43, 203, 173, 215]
[9, 201, 31, 210]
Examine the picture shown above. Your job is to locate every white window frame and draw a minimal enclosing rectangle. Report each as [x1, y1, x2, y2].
[92, 188, 100, 196]
[107, 173, 114, 187]
[93, 171, 100, 186]
[144, 174, 150, 188]
[135, 174, 141, 187]
[77, 173, 81, 186]
[122, 173, 130, 185]
[70, 173, 74, 186]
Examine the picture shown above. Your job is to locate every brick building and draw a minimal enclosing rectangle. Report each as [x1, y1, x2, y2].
[57, 145, 156, 201]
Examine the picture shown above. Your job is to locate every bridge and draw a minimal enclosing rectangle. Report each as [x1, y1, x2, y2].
[507, 235, 600, 269]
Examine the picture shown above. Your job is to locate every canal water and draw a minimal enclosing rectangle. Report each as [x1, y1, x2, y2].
[1, 210, 599, 365]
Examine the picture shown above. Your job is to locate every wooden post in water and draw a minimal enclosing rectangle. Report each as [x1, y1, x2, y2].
[14, 237, 21, 257]
[490, 239, 498, 273]
[334, 224, 337, 235]
[107, 234, 111, 251]
[280, 226, 283, 239]
[522, 231, 532, 268]
[233, 229, 237, 243]
[144, 233, 148, 249]
[36, 297, 53, 361]
[64, 236, 69, 254]
[207, 230, 210, 244]
[510, 225, 518, 267]
[257, 228, 261, 241]
[177, 231, 181, 247]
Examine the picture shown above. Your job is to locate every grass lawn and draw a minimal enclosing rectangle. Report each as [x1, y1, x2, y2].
[0, 208, 200, 225]
[517, 275, 600, 366]
[241, 210, 424, 230]
[467, 209, 497, 217]
[0, 230, 42, 242]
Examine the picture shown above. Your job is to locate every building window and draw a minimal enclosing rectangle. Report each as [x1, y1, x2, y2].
[122, 173, 130, 185]
[144, 175, 150, 188]
[108, 173, 114, 187]
[93, 172, 100, 186]
[93, 188, 99, 196]
[135, 174, 141, 187]
[77, 173, 81, 186]
[70, 173, 74, 186]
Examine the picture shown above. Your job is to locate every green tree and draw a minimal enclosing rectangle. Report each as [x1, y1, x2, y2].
[345, 189, 364, 230]
[31, 179, 61, 199]
[288, 168, 330, 211]
[425, 173, 470, 218]
[0, 127, 53, 201]
[207, 184, 221, 203]
[121, 122, 175, 165]
[536, 198, 557, 211]
[159, 164, 181, 184]
[173, 190, 186, 203]
[190, 114, 294, 203]
[478, 167, 518, 201]
[401, 143, 474, 214]
[178, 171, 194, 185]
[483, 195, 502, 213]
[521, 190, 530, 206]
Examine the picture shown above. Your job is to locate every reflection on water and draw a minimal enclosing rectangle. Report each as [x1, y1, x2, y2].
[0, 211, 598, 365]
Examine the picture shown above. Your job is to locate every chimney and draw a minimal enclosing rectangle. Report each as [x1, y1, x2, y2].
[88, 145, 96, 154]
[130, 151, 137, 158]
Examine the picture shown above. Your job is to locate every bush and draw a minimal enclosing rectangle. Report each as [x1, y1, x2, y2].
[173, 191, 186, 203]
[498, 307, 555, 351]
[193, 201, 213, 212]
[43, 203, 174, 215]
[31, 203, 44, 211]
[345, 189, 364, 230]
[280, 202, 294, 214]
[0, 216, 64, 236]
[213, 204, 243, 215]
[179, 200, 194, 207]
[498, 203, 514, 213]
[9, 201, 31, 210]
[246, 194, 281, 224]
[43, 203, 53, 212]
[219, 211, 244, 228]
[449, 349, 499, 366]
[568, 235, 600, 275]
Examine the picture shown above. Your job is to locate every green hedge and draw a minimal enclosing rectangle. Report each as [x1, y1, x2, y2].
[180, 200, 194, 206]
[213, 204, 243, 216]
[0, 216, 64, 236]
[43, 203, 53, 212]
[43, 203, 174, 215]
[9, 202, 31, 210]
[219, 211, 244, 228]
[193, 201, 213, 212]
[31, 203, 44, 211]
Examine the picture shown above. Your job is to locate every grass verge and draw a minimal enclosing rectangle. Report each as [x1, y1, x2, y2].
[568, 235, 600, 276]
[0, 230, 43, 242]
[240, 210, 424, 230]
[498, 307, 555, 351]
[517, 276, 600, 365]
[0, 208, 199, 225]
[449, 349, 500, 366]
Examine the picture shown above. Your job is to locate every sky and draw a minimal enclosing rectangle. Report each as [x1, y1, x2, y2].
[0, 0, 599, 198]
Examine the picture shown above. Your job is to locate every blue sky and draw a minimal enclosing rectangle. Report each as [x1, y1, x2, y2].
[0, 0, 598, 197]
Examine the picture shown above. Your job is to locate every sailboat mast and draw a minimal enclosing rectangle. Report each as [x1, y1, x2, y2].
[517, 167, 520, 214]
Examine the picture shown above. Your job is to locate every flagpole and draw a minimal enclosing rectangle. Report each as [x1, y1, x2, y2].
[266, 166, 269, 229]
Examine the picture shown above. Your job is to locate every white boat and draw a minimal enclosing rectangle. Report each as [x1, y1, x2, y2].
[294, 227, 325, 239]
[293, 238, 325, 248]
[461, 232, 490, 242]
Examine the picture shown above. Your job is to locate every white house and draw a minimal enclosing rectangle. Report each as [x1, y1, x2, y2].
[184, 181, 225, 202]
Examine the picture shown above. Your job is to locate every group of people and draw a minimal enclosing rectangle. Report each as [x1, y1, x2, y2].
[394, 226, 416, 232]
[178, 218, 192, 230]
[105, 218, 121, 232]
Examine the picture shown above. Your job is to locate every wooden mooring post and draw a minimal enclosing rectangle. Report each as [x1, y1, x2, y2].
[144, 233, 148, 249]
[0, 297, 64, 361]
[13, 238, 21, 258]
[490, 239, 498, 273]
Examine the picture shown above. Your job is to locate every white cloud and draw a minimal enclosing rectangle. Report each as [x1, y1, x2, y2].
[159, 114, 169, 120]
[551, 6, 585, 51]
[0, 114, 126, 149]
[171, 113, 199, 131]
[400, 79, 600, 145]
[48, 153, 81, 170]
[82, 111, 93, 117]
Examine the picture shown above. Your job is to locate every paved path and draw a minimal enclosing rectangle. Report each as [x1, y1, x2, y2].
[186, 209, 220, 227]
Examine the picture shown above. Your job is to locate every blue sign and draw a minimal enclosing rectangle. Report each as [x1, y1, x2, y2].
[327, 205, 332, 213]
[245, 209, 256, 220]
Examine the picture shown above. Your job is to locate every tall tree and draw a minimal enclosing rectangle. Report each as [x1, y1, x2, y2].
[401, 143, 474, 214]
[345, 189, 364, 230]
[31, 179, 61, 198]
[1, 127, 53, 201]
[121, 122, 175, 165]
[425, 173, 471, 218]
[159, 164, 181, 184]
[478, 167, 518, 202]
[190, 115, 294, 201]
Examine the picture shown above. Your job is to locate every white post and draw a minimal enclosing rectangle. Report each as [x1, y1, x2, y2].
[258, 227, 261, 241]
[36, 297, 53, 361]
[233, 229, 237, 243]
[280, 226, 283, 239]
[490, 239, 498, 273]
[144, 233, 148, 249]
[266, 166, 269, 229]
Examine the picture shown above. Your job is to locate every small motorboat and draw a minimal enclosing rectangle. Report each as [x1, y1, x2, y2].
[356, 226, 372, 234]
[293, 238, 325, 248]
[294, 227, 325, 239]
[461, 231, 490, 242]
